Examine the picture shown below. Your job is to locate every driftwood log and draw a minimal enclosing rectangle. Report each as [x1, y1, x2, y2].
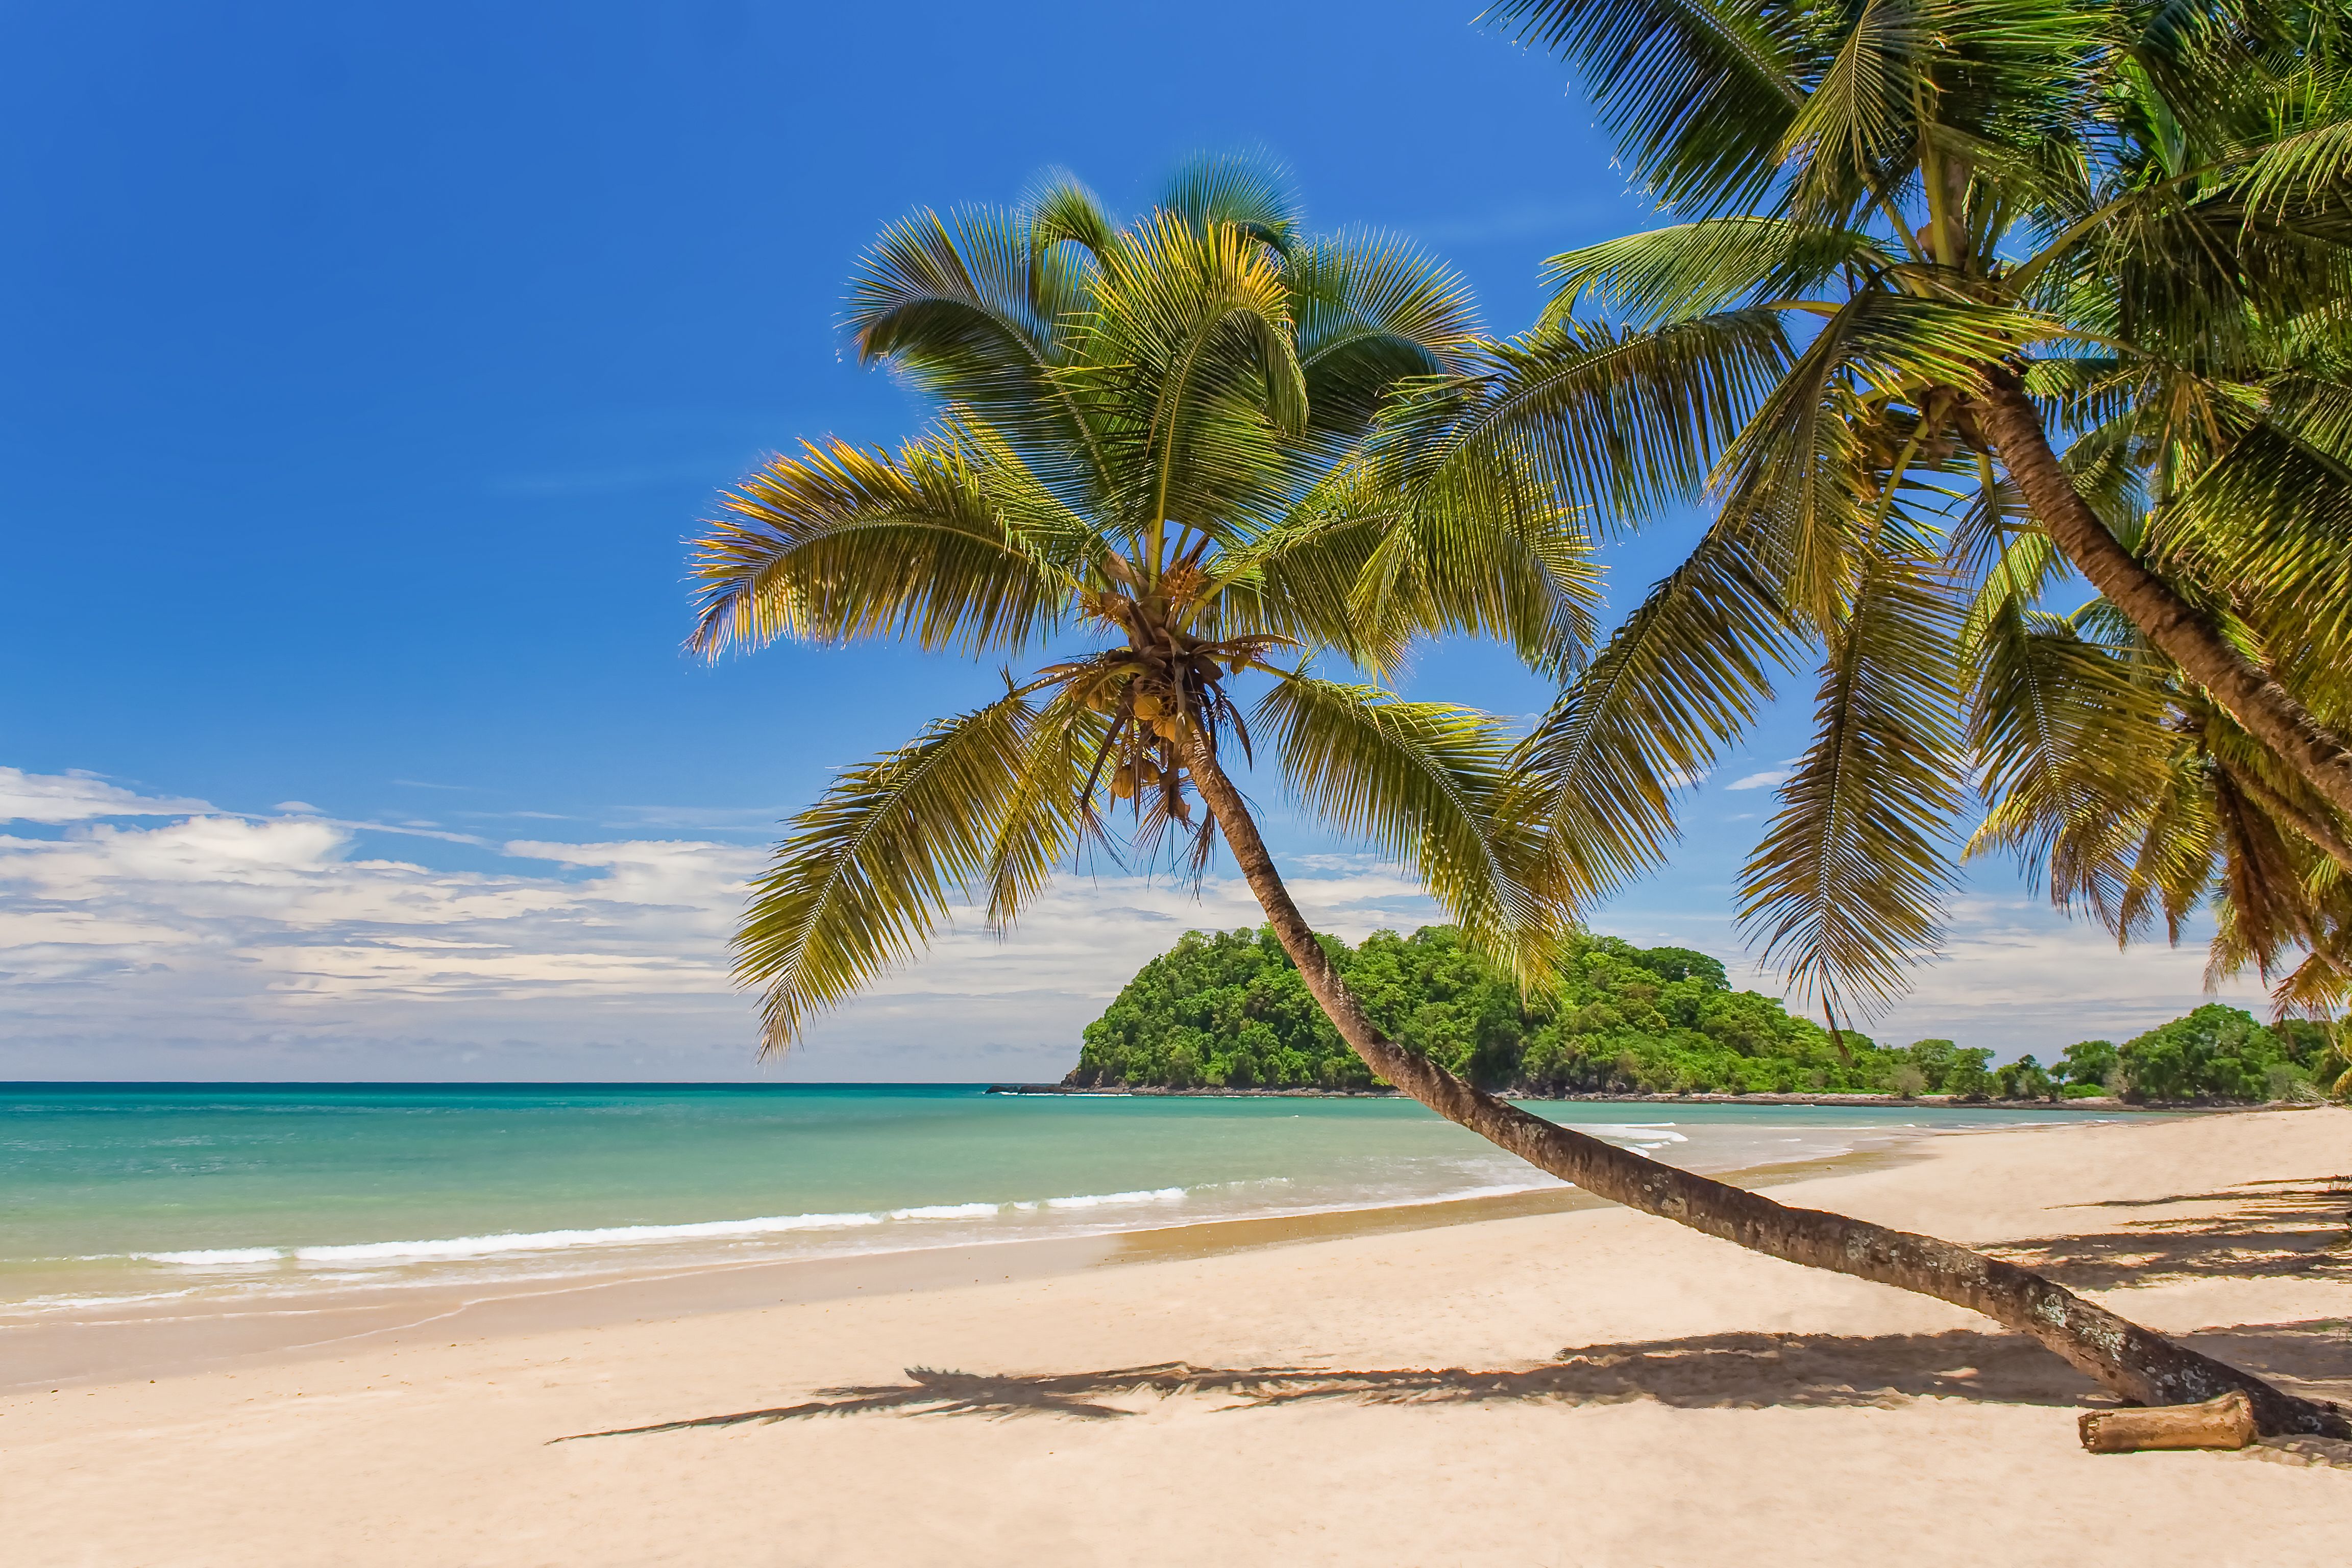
[2080, 1390, 2259, 1453]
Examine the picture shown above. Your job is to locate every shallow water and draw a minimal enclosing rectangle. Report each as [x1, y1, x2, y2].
[1, 1083, 2116, 1318]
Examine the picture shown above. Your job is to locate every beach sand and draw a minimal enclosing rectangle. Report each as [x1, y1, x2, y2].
[7, 1108, 2347, 1566]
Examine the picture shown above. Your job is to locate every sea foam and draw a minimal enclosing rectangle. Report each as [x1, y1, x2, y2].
[125, 1185, 1202, 1270]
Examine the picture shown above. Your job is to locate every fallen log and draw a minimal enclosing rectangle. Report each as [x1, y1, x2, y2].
[2080, 1390, 2258, 1453]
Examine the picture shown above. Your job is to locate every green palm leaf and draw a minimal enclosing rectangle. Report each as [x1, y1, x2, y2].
[688, 430, 1091, 657]
[1083, 212, 1310, 554]
[1400, 312, 1796, 529]
[1255, 676, 1558, 977]
[981, 687, 1115, 928]
[1484, 0, 1809, 211]
[1543, 218, 1889, 326]
[736, 687, 1054, 1051]
[847, 203, 1111, 505]
[1738, 544, 1966, 1009]
[1515, 518, 1794, 905]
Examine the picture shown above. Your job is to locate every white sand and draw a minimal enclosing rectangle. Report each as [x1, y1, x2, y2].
[7, 1109, 2347, 1565]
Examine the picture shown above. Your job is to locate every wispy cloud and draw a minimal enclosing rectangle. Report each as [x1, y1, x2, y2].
[0, 768, 214, 823]
[314, 817, 494, 848]
[1725, 765, 1796, 791]
[0, 807, 760, 1072]
[602, 803, 799, 834]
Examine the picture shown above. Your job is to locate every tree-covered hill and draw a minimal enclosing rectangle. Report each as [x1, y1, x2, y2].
[1066, 926, 2342, 1101]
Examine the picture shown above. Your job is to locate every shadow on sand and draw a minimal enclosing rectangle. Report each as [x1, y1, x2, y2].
[1984, 1174, 2351, 1290]
[555, 1320, 2349, 1452]
[557, 1178, 2351, 1463]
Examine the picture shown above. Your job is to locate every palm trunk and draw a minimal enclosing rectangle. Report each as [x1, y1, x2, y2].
[1180, 728, 2348, 1437]
[1972, 371, 2352, 821]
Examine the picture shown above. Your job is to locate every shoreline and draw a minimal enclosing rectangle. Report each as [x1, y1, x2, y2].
[992, 1083, 2281, 1111]
[1, 1138, 1935, 1395]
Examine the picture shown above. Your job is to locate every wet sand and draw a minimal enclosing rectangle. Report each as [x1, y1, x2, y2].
[2, 1144, 1922, 1393]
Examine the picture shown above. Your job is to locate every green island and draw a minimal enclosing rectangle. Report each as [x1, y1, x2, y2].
[1067, 925, 2341, 1103]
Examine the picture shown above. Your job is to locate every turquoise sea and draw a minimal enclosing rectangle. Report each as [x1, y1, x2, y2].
[2, 1084, 2116, 1321]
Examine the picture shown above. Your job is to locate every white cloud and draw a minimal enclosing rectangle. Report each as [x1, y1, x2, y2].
[0, 767, 1437, 1082]
[0, 767, 215, 823]
[1724, 768, 1794, 792]
[1590, 890, 2270, 1057]
[1857, 895, 2270, 1049]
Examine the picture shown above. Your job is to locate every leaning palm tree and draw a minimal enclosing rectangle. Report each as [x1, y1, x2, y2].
[1458, 0, 2352, 1022]
[1969, 580, 2352, 1081]
[691, 162, 2345, 1434]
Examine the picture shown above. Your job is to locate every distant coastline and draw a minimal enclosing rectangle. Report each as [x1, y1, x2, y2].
[985, 1084, 2164, 1109]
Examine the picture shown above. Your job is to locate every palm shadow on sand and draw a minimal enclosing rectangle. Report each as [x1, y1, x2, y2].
[1983, 1174, 2351, 1289]
[555, 1321, 2349, 1442]
[558, 1174, 2352, 1463]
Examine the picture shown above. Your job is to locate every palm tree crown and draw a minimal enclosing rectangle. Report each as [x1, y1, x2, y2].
[1463, 0, 2352, 1018]
[690, 160, 1595, 1049]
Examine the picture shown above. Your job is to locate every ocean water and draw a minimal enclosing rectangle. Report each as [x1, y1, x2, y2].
[1, 1084, 2114, 1320]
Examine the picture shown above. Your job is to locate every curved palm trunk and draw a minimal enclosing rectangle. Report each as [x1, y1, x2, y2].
[1973, 372, 2352, 821]
[1180, 729, 2349, 1437]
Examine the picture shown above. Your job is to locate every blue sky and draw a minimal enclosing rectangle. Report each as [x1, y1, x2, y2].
[0, 2, 2256, 1079]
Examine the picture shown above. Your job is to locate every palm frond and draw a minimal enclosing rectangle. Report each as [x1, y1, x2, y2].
[1543, 218, 1889, 326]
[1394, 311, 1796, 532]
[982, 688, 1115, 927]
[688, 431, 1092, 657]
[1776, 0, 1930, 223]
[1514, 518, 1795, 906]
[1964, 607, 2201, 942]
[737, 688, 1052, 1052]
[1158, 152, 1303, 255]
[1711, 292, 2041, 629]
[846, 203, 1110, 503]
[1289, 231, 1481, 438]
[1738, 545, 1965, 1010]
[1482, 0, 1809, 212]
[1084, 213, 1309, 550]
[1344, 435, 1602, 678]
[1256, 676, 1559, 978]
[2157, 373, 2352, 672]
[1200, 463, 1396, 658]
[2234, 71, 2352, 214]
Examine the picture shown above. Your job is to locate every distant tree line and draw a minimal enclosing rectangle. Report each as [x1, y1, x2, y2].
[1067, 927, 2343, 1102]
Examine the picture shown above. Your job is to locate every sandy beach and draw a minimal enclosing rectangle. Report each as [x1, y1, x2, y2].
[8, 1108, 2347, 1566]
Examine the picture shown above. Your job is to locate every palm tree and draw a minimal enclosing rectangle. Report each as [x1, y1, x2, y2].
[691, 162, 2345, 1434]
[1968, 583, 2352, 1079]
[1459, 0, 2352, 1017]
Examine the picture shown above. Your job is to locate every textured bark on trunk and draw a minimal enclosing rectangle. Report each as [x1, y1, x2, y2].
[1180, 729, 2349, 1438]
[1973, 371, 2352, 821]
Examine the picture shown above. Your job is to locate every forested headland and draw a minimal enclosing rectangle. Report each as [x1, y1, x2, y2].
[1066, 926, 2341, 1102]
